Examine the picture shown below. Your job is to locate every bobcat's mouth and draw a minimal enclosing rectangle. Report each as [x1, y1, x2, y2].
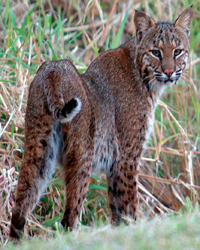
[154, 69, 182, 85]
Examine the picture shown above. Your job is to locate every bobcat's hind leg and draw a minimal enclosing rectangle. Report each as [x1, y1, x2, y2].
[10, 122, 61, 239]
[10, 72, 62, 240]
[107, 161, 139, 225]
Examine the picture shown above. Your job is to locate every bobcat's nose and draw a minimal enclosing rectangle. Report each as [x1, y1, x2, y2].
[164, 68, 174, 77]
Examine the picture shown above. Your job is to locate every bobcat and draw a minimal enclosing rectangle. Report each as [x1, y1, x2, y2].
[10, 7, 192, 239]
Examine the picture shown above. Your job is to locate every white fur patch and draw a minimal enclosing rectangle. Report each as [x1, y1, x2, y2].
[37, 130, 60, 202]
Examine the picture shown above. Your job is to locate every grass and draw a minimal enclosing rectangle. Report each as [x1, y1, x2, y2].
[0, 0, 200, 247]
[5, 206, 200, 249]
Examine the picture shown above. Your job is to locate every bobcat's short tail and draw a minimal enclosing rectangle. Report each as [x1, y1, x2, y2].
[42, 64, 83, 123]
[55, 97, 82, 123]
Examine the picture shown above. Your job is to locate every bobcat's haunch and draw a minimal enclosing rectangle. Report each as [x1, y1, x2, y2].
[10, 7, 192, 240]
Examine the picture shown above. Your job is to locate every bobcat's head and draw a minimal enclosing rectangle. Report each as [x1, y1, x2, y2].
[134, 7, 193, 94]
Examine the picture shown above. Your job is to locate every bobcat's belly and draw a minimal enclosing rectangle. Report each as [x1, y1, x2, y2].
[92, 131, 118, 174]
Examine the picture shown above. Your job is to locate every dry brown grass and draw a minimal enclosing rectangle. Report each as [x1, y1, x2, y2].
[0, 0, 200, 245]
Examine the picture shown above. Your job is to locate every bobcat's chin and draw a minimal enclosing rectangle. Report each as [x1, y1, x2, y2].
[153, 69, 182, 90]
[157, 78, 175, 92]
[162, 80, 176, 89]
[146, 77, 176, 96]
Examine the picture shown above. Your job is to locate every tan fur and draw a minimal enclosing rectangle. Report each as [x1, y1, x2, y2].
[10, 7, 192, 239]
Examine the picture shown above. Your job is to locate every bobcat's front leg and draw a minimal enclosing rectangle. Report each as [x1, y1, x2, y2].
[61, 127, 93, 229]
[61, 164, 92, 229]
[107, 161, 139, 225]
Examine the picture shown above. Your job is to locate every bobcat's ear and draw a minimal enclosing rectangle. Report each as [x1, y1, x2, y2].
[174, 7, 193, 34]
[134, 10, 155, 42]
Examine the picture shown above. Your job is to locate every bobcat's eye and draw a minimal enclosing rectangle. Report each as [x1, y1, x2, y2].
[151, 50, 161, 58]
[174, 49, 183, 57]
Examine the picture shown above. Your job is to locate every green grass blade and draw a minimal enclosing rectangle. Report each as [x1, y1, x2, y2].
[113, 8, 130, 49]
